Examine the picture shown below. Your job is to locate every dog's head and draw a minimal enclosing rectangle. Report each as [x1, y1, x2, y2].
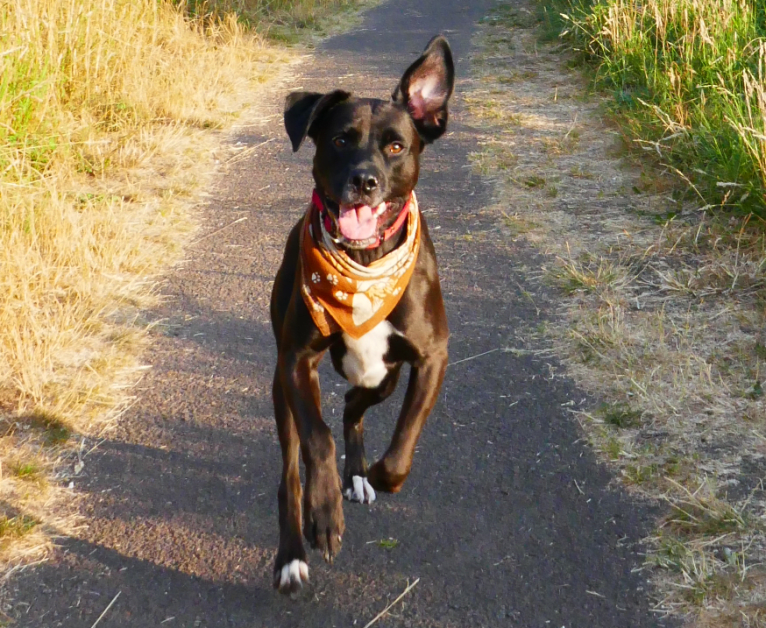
[284, 35, 454, 249]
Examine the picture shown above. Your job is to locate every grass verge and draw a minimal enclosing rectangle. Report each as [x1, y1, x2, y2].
[0, 0, 364, 573]
[187, 0, 366, 43]
[469, 2, 766, 626]
[537, 0, 766, 218]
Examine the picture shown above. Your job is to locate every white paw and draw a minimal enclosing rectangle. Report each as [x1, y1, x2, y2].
[277, 559, 309, 593]
[344, 475, 376, 504]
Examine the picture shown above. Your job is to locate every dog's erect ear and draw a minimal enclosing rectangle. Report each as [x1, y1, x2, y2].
[284, 90, 351, 152]
[392, 35, 454, 145]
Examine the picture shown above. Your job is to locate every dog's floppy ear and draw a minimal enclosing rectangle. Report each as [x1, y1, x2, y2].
[392, 35, 455, 145]
[284, 90, 351, 152]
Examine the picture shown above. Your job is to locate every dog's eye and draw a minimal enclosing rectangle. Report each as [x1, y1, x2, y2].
[388, 142, 405, 155]
[333, 136, 347, 148]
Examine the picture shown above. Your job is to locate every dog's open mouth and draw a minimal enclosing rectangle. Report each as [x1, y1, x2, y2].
[320, 194, 407, 249]
[337, 202, 388, 241]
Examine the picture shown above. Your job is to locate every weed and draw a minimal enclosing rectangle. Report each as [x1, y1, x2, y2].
[541, 131, 580, 155]
[551, 256, 624, 294]
[0, 515, 38, 540]
[501, 212, 540, 237]
[745, 381, 764, 400]
[524, 175, 547, 188]
[604, 436, 623, 460]
[375, 538, 399, 550]
[663, 482, 747, 537]
[569, 165, 594, 179]
[8, 459, 46, 487]
[623, 463, 658, 485]
[599, 402, 642, 428]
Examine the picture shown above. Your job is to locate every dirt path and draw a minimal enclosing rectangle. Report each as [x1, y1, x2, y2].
[4, 1, 676, 626]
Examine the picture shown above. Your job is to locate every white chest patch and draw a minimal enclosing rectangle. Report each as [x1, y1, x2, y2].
[342, 321, 395, 389]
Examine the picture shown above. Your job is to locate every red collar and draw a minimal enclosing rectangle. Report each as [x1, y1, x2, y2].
[311, 189, 413, 249]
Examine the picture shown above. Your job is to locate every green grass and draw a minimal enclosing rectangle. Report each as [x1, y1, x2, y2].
[599, 401, 642, 428]
[375, 538, 399, 550]
[535, 0, 766, 218]
[0, 515, 38, 540]
[10, 461, 43, 482]
[523, 175, 547, 188]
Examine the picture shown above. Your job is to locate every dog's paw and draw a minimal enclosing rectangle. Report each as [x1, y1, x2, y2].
[303, 473, 345, 563]
[274, 559, 309, 596]
[344, 475, 376, 504]
[304, 508, 344, 563]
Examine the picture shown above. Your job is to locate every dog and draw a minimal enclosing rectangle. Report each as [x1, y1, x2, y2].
[270, 35, 454, 595]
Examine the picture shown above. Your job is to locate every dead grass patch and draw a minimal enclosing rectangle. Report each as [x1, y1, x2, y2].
[0, 0, 365, 573]
[468, 2, 766, 624]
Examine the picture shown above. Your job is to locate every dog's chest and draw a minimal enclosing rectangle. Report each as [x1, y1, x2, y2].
[340, 321, 396, 388]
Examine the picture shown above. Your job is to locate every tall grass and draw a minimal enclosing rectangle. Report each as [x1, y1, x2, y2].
[0, 0, 267, 422]
[1, 0, 362, 568]
[186, 0, 360, 40]
[0, 0, 304, 566]
[540, 0, 766, 216]
[188, 0, 356, 21]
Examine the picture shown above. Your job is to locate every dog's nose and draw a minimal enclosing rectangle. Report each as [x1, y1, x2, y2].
[350, 172, 379, 195]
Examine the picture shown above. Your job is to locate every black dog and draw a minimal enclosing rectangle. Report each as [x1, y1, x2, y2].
[270, 35, 454, 594]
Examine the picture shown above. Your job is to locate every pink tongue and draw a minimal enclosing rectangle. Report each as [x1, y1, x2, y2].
[338, 204, 377, 240]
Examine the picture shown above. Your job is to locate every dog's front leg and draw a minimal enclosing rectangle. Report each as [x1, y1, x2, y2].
[342, 366, 402, 504]
[272, 367, 308, 594]
[367, 349, 448, 493]
[278, 342, 345, 565]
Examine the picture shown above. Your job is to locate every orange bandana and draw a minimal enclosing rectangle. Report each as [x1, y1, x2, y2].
[300, 193, 421, 339]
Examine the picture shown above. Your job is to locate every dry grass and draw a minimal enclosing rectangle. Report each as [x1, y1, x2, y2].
[0, 0, 362, 572]
[560, 215, 766, 624]
[193, 0, 366, 43]
[1, 0, 279, 421]
[469, 2, 766, 625]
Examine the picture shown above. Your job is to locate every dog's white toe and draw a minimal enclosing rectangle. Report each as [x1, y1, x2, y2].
[344, 475, 376, 504]
[278, 559, 309, 593]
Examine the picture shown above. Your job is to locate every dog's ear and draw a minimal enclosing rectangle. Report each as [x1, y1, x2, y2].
[392, 35, 454, 145]
[284, 90, 351, 152]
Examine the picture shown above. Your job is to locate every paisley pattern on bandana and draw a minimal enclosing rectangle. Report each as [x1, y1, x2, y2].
[299, 192, 420, 339]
